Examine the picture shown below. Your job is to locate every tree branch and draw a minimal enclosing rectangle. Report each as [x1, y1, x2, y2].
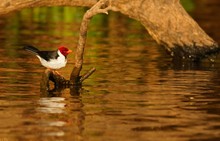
[70, 0, 112, 83]
[1, 0, 218, 60]
[80, 67, 96, 83]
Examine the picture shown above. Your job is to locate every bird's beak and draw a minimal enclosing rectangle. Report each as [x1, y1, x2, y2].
[67, 49, 72, 54]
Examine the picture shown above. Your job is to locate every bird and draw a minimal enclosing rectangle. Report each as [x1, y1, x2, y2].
[24, 45, 72, 70]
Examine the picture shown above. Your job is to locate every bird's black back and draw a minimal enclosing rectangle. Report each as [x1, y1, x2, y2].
[24, 45, 59, 61]
[38, 51, 59, 61]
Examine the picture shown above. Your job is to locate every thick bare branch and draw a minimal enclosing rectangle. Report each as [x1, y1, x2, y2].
[110, 0, 219, 60]
[0, 0, 218, 60]
[0, 0, 96, 15]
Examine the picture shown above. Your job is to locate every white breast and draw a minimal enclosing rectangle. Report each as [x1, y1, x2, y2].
[37, 51, 67, 69]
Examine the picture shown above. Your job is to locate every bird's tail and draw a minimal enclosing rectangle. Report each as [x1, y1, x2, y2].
[23, 45, 39, 55]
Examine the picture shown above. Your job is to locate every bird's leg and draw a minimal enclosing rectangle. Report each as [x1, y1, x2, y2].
[46, 68, 59, 75]
[52, 70, 65, 81]
[46, 68, 53, 73]
[53, 70, 60, 76]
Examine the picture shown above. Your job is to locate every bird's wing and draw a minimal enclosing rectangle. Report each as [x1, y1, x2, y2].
[38, 51, 59, 61]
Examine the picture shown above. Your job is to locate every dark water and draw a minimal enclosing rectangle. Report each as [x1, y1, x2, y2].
[0, 1, 220, 141]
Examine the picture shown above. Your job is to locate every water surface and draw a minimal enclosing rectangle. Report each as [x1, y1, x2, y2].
[0, 1, 220, 141]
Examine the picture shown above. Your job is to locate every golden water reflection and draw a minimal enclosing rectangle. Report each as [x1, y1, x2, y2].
[0, 1, 220, 141]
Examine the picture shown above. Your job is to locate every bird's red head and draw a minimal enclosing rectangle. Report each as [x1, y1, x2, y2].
[58, 46, 72, 56]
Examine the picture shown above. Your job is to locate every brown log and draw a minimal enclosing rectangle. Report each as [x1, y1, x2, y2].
[40, 69, 70, 90]
[40, 67, 95, 90]
[0, 0, 218, 60]
[40, 68, 83, 95]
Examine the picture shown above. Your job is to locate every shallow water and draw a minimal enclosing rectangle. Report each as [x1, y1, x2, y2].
[0, 1, 220, 141]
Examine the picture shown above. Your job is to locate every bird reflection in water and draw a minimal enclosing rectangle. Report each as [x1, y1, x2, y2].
[37, 84, 84, 139]
[37, 97, 66, 114]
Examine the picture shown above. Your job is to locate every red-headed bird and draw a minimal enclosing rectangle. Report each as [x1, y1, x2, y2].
[24, 45, 72, 70]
